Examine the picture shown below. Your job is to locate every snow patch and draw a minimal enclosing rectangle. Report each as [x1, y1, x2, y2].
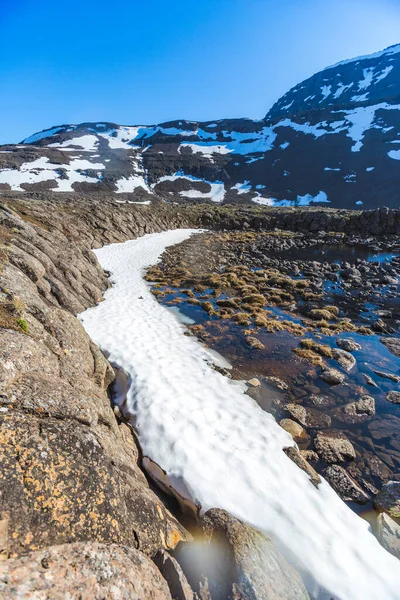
[49, 135, 99, 151]
[388, 149, 400, 160]
[23, 126, 64, 144]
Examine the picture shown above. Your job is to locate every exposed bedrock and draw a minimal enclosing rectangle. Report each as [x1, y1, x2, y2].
[0, 196, 398, 596]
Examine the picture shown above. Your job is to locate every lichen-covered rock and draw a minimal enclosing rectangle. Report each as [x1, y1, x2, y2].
[323, 465, 369, 503]
[314, 430, 356, 464]
[0, 203, 192, 558]
[0, 542, 173, 599]
[332, 396, 375, 424]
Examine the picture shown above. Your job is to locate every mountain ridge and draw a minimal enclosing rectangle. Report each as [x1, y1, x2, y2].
[1, 42, 399, 209]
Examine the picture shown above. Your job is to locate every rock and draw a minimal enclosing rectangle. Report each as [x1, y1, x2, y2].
[376, 513, 400, 560]
[0, 542, 173, 599]
[336, 338, 361, 352]
[363, 373, 378, 387]
[283, 446, 321, 487]
[319, 368, 345, 385]
[245, 336, 265, 350]
[247, 378, 261, 387]
[380, 337, 400, 358]
[373, 370, 400, 383]
[323, 465, 369, 503]
[279, 418, 310, 446]
[284, 403, 331, 428]
[176, 509, 310, 600]
[264, 376, 289, 391]
[300, 450, 319, 462]
[374, 481, 400, 518]
[372, 319, 395, 334]
[386, 391, 400, 404]
[332, 396, 375, 425]
[314, 431, 356, 463]
[307, 394, 336, 408]
[154, 550, 195, 600]
[332, 348, 356, 371]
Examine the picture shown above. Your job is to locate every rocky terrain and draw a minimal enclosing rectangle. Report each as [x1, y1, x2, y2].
[0, 196, 399, 598]
[0, 43, 399, 209]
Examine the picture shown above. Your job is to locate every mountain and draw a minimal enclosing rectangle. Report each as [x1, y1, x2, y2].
[0, 43, 399, 208]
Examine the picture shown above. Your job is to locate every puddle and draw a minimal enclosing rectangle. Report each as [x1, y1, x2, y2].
[270, 243, 399, 264]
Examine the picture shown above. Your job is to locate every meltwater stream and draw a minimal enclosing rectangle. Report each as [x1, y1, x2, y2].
[79, 230, 400, 600]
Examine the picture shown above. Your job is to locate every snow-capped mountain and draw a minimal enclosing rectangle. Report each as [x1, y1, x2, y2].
[0, 43, 399, 208]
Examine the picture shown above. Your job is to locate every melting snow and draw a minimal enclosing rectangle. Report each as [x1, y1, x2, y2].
[23, 126, 64, 144]
[325, 43, 400, 70]
[48, 135, 99, 151]
[375, 65, 393, 83]
[358, 68, 374, 90]
[320, 85, 332, 101]
[80, 230, 400, 600]
[351, 93, 369, 102]
[115, 174, 151, 193]
[388, 149, 400, 160]
[231, 181, 252, 194]
[333, 83, 353, 99]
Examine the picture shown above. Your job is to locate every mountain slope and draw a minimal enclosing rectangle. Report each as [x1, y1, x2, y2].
[0, 43, 399, 208]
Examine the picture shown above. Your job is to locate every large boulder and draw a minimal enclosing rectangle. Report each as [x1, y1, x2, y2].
[376, 513, 400, 560]
[0, 542, 173, 599]
[314, 430, 356, 463]
[175, 509, 310, 600]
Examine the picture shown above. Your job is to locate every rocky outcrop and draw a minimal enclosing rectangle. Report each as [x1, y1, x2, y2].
[0, 542, 173, 599]
[0, 200, 195, 561]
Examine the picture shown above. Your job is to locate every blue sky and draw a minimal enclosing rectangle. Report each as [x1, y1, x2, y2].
[1, 0, 400, 144]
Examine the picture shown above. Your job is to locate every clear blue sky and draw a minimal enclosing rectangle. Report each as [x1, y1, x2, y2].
[1, 0, 399, 144]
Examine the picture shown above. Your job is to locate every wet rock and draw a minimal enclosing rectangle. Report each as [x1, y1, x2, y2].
[319, 368, 345, 385]
[284, 404, 331, 428]
[279, 419, 310, 446]
[363, 373, 378, 388]
[376, 513, 400, 560]
[314, 431, 356, 463]
[336, 338, 361, 352]
[0, 542, 173, 600]
[372, 319, 395, 334]
[386, 391, 400, 404]
[332, 348, 356, 371]
[264, 376, 289, 391]
[323, 465, 369, 503]
[332, 396, 375, 425]
[307, 394, 337, 408]
[368, 416, 400, 441]
[176, 509, 310, 600]
[245, 336, 265, 350]
[380, 337, 400, 358]
[300, 450, 319, 462]
[373, 370, 400, 383]
[283, 446, 321, 487]
[154, 550, 195, 600]
[374, 481, 400, 518]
